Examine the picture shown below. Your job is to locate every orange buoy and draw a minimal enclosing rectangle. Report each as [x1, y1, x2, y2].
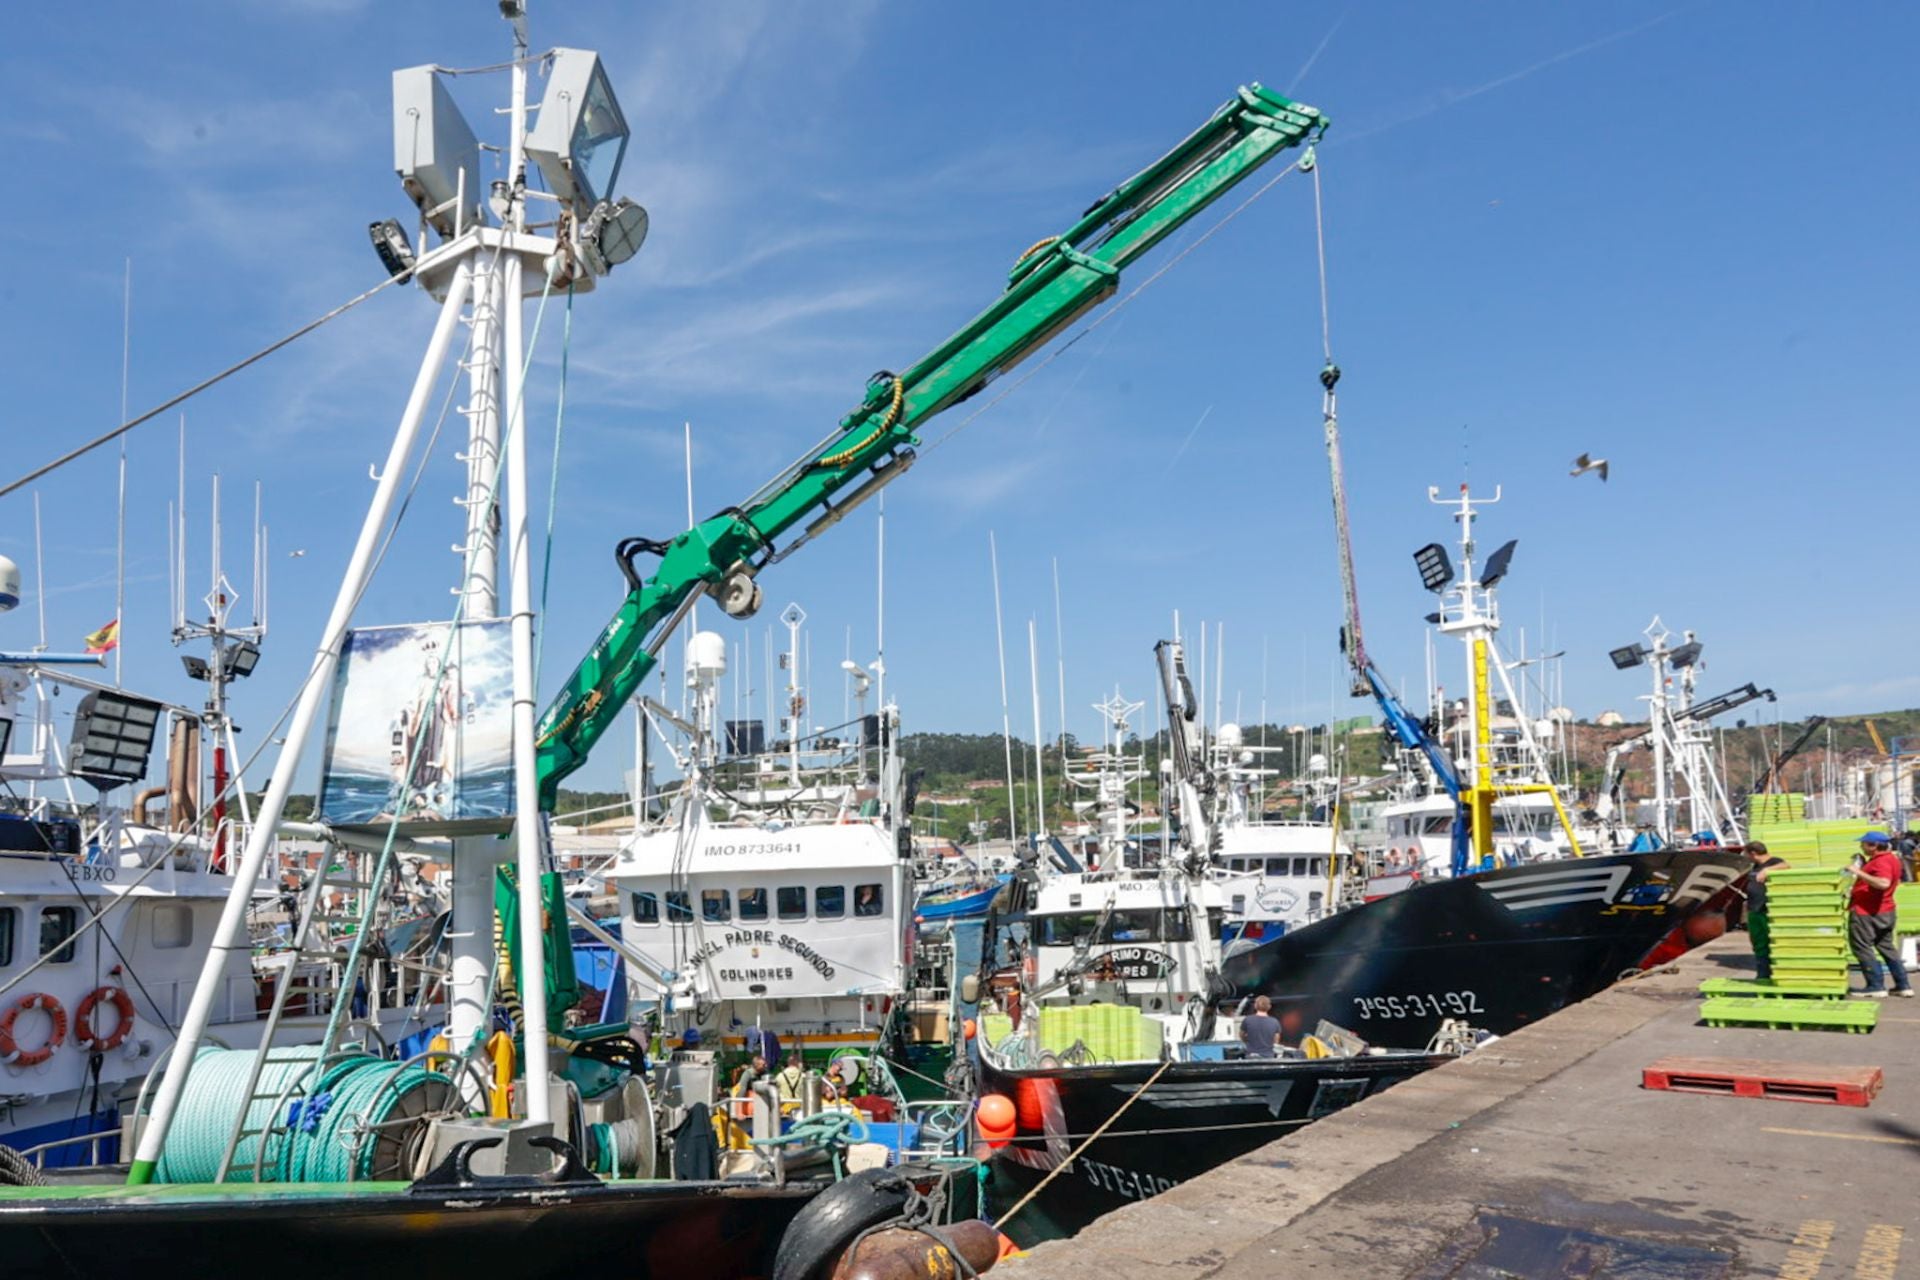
[975, 1093, 1015, 1149]
[962, 1017, 977, 1041]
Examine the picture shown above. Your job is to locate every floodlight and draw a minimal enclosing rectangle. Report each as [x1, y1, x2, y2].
[1609, 643, 1648, 670]
[69, 691, 163, 789]
[1413, 543, 1455, 593]
[369, 219, 417, 281]
[526, 49, 630, 217]
[1667, 640, 1703, 669]
[1480, 539, 1518, 588]
[181, 654, 210, 680]
[393, 66, 485, 237]
[225, 640, 262, 678]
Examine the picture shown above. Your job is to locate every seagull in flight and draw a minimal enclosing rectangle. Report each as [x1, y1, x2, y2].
[288, 549, 307, 558]
[1569, 453, 1609, 482]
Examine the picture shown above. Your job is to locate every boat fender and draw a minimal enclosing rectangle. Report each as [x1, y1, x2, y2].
[74, 986, 136, 1053]
[0, 993, 67, 1067]
[770, 1167, 914, 1280]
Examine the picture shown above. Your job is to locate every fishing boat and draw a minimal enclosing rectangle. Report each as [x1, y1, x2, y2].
[1220, 480, 1750, 1047]
[967, 642, 1466, 1243]
[0, 641, 263, 1166]
[0, 4, 1353, 1269]
[607, 604, 963, 1126]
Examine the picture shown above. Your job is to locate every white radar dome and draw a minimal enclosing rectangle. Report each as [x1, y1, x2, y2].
[686, 631, 728, 679]
[0, 554, 18, 612]
[1217, 723, 1244, 749]
[1307, 752, 1329, 775]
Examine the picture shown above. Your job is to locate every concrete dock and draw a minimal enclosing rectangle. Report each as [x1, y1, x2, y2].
[1003, 936, 1915, 1278]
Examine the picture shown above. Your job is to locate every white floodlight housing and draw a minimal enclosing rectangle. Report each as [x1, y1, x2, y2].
[526, 49, 630, 217]
[393, 66, 485, 238]
[69, 691, 163, 789]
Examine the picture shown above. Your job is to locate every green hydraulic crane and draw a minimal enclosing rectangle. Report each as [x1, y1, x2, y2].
[534, 84, 1328, 809]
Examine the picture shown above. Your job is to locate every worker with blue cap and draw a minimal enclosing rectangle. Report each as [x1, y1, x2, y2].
[1847, 832, 1912, 998]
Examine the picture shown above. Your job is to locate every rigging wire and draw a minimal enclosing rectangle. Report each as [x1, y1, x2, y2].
[0, 263, 421, 501]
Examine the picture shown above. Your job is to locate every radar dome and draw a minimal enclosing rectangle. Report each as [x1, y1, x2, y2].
[1217, 723, 1243, 748]
[686, 631, 728, 679]
[0, 555, 17, 612]
[1307, 752, 1329, 775]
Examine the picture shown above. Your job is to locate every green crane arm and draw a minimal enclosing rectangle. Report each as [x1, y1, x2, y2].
[534, 84, 1327, 809]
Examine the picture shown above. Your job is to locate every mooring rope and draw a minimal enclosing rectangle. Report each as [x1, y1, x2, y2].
[991, 1056, 1173, 1230]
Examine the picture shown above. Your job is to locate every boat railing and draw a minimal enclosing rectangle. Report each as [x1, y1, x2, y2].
[19, 1127, 122, 1171]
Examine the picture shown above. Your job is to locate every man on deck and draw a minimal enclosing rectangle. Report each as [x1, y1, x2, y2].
[1846, 832, 1913, 998]
[1239, 995, 1281, 1058]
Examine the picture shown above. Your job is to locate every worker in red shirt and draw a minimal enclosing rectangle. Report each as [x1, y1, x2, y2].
[1846, 832, 1913, 998]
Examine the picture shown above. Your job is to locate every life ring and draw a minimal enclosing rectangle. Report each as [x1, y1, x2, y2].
[0, 994, 68, 1067]
[75, 986, 136, 1052]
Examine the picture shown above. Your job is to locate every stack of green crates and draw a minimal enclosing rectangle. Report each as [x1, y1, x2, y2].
[1698, 866, 1878, 1032]
[1762, 867, 1852, 989]
[1034, 1003, 1161, 1062]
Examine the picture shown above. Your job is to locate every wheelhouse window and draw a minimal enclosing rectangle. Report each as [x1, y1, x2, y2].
[777, 886, 807, 921]
[816, 885, 846, 919]
[631, 892, 660, 925]
[701, 889, 731, 923]
[1265, 858, 1286, 876]
[0, 907, 13, 966]
[664, 891, 693, 924]
[1035, 909, 1192, 947]
[854, 883, 883, 917]
[40, 906, 78, 964]
[738, 888, 769, 921]
[152, 903, 193, 950]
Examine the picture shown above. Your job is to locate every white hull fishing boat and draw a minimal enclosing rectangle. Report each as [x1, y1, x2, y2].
[610, 609, 945, 1151]
[0, 565, 269, 1169]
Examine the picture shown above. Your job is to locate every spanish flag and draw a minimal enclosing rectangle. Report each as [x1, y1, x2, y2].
[84, 619, 120, 655]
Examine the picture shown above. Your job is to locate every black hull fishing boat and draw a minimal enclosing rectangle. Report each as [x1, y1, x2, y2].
[0, 1170, 817, 1280]
[976, 1046, 1448, 1243]
[967, 643, 1470, 1245]
[1220, 844, 1747, 1048]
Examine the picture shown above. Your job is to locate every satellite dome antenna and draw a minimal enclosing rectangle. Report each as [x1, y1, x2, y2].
[0, 553, 20, 612]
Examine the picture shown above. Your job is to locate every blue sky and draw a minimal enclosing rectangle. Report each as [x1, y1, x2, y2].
[2, 1, 1915, 792]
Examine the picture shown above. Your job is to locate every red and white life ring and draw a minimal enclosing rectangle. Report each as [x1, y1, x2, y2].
[0, 993, 68, 1067]
[75, 986, 136, 1052]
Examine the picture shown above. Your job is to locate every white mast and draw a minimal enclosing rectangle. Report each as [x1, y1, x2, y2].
[989, 532, 1018, 845]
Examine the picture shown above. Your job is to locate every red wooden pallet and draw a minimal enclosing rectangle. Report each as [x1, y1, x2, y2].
[1642, 1056, 1882, 1107]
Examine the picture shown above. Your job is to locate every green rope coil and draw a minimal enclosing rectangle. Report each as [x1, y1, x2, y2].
[153, 1048, 450, 1184]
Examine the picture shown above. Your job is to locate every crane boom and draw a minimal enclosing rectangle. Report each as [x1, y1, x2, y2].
[534, 85, 1328, 808]
[1758, 715, 1828, 795]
